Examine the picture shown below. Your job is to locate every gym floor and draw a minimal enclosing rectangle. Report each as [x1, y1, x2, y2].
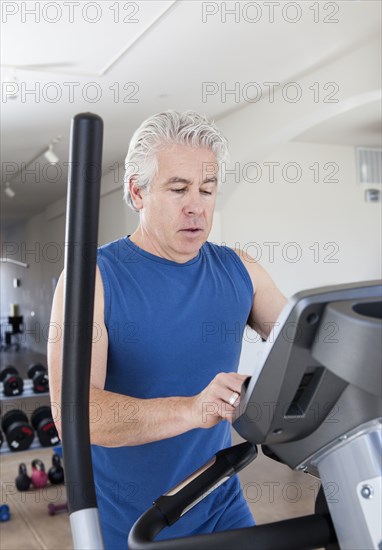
[0, 446, 70, 549]
[0, 431, 319, 549]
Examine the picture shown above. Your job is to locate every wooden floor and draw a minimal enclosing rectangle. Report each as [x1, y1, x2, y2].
[0, 447, 71, 549]
[0, 431, 319, 549]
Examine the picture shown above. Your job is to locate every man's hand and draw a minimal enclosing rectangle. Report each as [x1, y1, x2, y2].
[190, 373, 249, 429]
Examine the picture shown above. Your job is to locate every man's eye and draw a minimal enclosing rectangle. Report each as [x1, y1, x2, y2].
[202, 191, 212, 195]
[171, 188, 186, 193]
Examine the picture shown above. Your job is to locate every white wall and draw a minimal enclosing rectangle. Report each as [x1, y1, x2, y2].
[221, 140, 381, 296]
[217, 37, 381, 167]
[204, 35, 381, 375]
[224, 140, 382, 374]
[98, 172, 138, 246]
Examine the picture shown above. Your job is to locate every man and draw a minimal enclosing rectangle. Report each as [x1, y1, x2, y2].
[48, 110, 286, 548]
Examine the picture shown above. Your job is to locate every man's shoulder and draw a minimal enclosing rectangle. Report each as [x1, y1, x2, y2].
[203, 240, 253, 262]
[98, 236, 126, 252]
[97, 236, 128, 262]
[203, 242, 255, 293]
[203, 240, 236, 253]
[226, 246, 260, 295]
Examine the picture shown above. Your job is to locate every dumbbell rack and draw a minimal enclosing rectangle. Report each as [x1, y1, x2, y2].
[1, 379, 45, 399]
[0, 437, 45, 455]
[0, 381, 54, 455]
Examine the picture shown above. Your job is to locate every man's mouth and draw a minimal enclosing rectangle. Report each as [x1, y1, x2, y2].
[180, 228, 202, 233]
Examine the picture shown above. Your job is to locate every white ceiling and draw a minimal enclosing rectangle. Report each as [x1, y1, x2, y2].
[294, 99, 382, 147]
[1, 0, 381, 228]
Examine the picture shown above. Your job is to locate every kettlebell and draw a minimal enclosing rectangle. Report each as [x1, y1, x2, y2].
[15, 463, 32, 492]
[48, 454, 64, 485]
[31, 459, 48, 489]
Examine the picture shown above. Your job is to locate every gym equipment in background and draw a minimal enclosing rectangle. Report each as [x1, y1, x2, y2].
[48, 502, 68, 516]
[15, 463, 32, 491]
[48, 453, 65, 485]
[1, 410, 34, 451]
[31, 406, 60, 447]
[0, 366, 24, 396]
[0, 429, 3, 448]
[0, 504, 10, 522]
[128, 280, 382, 550]
[31, 459, 48, 489]
[27, 363, 49, 394]
[3, 315, 24, 351]
[15, 454, 64, 491]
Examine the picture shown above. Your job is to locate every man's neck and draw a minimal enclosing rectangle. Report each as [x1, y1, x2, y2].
[128, 228, 200, 264]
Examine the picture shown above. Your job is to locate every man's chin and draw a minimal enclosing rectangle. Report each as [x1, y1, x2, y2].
[175, 232, 205, 255]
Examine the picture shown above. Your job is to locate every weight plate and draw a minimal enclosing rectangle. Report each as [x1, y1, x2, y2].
[1, 410, 28, 433]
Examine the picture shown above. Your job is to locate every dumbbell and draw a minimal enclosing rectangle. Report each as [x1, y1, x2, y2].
[1, 410, 34, 451]
[31, 459, 48, 489]
[0, 366, 23, 396]
[15, 463, 32, 491]
[27, 363, 49, 393]
[31, 406, 60, 447]
[48, 453, 64, 485]
[48, 502, 68, 516]
[0, 504, 10, 522]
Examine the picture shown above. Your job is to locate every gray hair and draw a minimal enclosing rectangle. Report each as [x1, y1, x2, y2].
[123, 110, 229, 212]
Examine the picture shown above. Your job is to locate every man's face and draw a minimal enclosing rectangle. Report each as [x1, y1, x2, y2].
[133, 143, 219, 262]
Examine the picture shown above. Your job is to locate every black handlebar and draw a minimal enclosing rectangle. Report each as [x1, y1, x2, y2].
[129, 508, 336, 550]
[155, 442, 257, 525]
[61, 112, 103, 514]
[128, 442, 337, 550]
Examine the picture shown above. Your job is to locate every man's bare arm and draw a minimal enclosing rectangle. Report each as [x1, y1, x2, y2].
[47, 267, 246, 447]
[233, 248, 287, 339]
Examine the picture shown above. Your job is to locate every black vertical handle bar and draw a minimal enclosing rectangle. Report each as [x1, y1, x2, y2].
[61, 112, 103, 514]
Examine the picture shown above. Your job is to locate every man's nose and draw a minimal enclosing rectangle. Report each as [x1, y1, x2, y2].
[184, 191, 204, 216]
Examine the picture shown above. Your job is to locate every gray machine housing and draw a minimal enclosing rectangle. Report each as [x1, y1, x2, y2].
[233, 280, 382, 549]
[234, 280, 381, 469]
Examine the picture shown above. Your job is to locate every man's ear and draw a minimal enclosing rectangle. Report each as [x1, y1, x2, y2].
[129, 177, 144, 210]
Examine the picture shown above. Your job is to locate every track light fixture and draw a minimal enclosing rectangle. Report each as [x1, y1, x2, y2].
[2, 135, 61, 198]
[44, 136, 61, 165]
[0, 257, 29, 268]
[44, 144, 59, 164]
[4, 182, 16, 198]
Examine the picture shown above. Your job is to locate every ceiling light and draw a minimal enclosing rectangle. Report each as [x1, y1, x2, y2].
[0, 258, 29, 268]
[44, 144, 59, 164]
[3, 135, 61, 193]
[3, 69, 19, 99]
[4, 183, 16, 198]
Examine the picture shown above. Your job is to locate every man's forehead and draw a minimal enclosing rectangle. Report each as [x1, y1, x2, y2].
[161, 174, 218, 187]
[157, 144, 217, 164]
[155, 145, 218, 184]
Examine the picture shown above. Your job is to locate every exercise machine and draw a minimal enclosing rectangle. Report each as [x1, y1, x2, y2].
[129, 279, 382, 550]
[61, 113, 382, 549]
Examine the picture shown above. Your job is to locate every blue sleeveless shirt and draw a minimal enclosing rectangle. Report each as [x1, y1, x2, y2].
[93, 236, 255, 549]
